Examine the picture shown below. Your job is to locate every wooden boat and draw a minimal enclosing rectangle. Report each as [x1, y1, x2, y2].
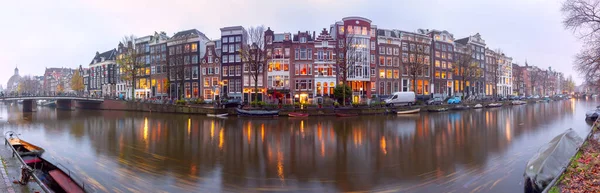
[335, 113, 359, 117]
[21, 156, 86, 193]
[450, 105, 469, 111]
[396, 108, 420, 114]
[473, 104, 483, 109]
[5, 131, 44, 156]
[207, 113, 228, 118]
[428, 108, 448, 112]
[236, 108, 279, 117]
[485, 103, 503, 108]
[288, 112, 309, 117]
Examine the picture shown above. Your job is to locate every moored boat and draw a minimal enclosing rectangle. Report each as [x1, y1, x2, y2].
[335, 113, 358, 117]
[473, 104, 483, 109]
[511, 100, 527, 105]
[5, 131, 44, 156]
[288, 112, 309, 117]
[207, 113, 228, 118]
[428, 108, 448, 112]
[486, 103, 503, 108]
[524, 129, 583, 193]
[21, 156, 87, 193]
[396, 108, 420, 114]
[236, 108, 279, 117]
[450, 105, 469, 111]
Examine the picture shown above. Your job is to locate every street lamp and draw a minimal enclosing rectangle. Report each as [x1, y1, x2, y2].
[359, 87, 363, 103]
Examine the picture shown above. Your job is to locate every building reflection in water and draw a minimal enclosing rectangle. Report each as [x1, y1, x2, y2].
[0, 100, 585, 192]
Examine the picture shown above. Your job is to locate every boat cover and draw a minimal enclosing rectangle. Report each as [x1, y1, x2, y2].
[524, 128, 583, 191]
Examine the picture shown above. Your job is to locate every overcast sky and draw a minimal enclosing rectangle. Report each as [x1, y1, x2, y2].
[0, 0, 582, 88]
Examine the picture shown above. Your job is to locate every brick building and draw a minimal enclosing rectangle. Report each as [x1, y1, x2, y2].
[399, 30, 432, 96]
[148, 31, 170, 98]
[220, 26, 246, 100]
[88, 49, 117, 97]
[375, 29, 401, 96]
[167, 29, 210, 99]
[200, 40, 222, 102]
[420, 29, 454, 97]
[455, 33, 486, 96]
[265, 28, 293, 103]
[291, 31, 315, 103]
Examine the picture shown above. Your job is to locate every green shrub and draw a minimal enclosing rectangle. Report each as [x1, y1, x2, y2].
[175, 99, 187, 105]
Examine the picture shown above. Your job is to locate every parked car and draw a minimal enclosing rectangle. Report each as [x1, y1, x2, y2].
[427, 97, 444, 105]
[384, 92, 416, 106]
[532, 95, 540, 99]
[509, 95, 520, 100]
[447, 96, 462, 104]
[221, 98, 244, 108]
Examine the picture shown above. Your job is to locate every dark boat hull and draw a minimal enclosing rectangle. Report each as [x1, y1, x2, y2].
[22, 156, 86, 193]
[236, 108, 279, 117]
[288, 112, 309, 117]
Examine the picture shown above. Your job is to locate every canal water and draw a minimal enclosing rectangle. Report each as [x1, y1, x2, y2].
[0, 99, 595, 192]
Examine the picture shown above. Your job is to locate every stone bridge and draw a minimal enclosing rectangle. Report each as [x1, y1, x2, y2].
[0, 96, 104, 112]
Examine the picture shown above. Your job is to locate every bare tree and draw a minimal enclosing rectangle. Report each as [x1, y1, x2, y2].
[529, 68, 542, 96]
[491, 49, 504, 99]
[562, 0, 600, 90]
[453, 46, 481, 97]
[17, 76, 39, 95]
[513, 64, 523, 95]
[239, 26, 267, 105]
[406, 45, 429, 94]
[335, 35, 357, 106]
[116, 35, 142, 100]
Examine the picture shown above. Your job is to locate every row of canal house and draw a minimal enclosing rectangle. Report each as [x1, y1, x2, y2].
[83, 16, 516, 103]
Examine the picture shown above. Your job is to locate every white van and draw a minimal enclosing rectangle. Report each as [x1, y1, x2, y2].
[385, 92, 416, 106]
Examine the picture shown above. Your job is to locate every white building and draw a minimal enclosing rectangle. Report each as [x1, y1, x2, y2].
[313, 29, 337, 103]
[497, 53, 512, 97]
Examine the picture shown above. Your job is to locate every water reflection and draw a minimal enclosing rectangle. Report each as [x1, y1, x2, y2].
[0, 99, 592, 192]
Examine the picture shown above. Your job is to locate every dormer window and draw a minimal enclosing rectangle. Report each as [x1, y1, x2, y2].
[300, 37, 306, 43]
[322, 41, 328, 47]
[100, 57, 105, 62]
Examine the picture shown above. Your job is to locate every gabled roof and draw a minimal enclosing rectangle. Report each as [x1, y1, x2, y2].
[90, 49, 117, 65]
[171, 29, 209, 40]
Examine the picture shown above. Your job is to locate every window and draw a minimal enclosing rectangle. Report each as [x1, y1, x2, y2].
[322, 41, 328, 47]
[379, 56, 385, 66]
[229, 55, 234, 63]
[192, 55, 198, 64]
[409, 54, 415, 63]
[229, 37, 234, 43]
[402, 42, 408, 51]
[447, 62, 452, 69]
[184, 67, 190, 79]
[393, 69, 399, 79]
[235, 44, 240, 52]
[300, 37, 307, 43]
[386, 57, 392, 66]
[424, 56, 430, 65]
[442, 44, 447, 52]
[362, 27, 367, 35]
[300, 48, 307, 59]
[223, 66, 228, 76]
[192, 66, 198, 79]
[235, 36, 241, 42]
[435, 51, 441, 58]
[410, 44, 416, 52]
[295, 49, 299, 60]
[379, 47, 385, 55]
[393, 57, 400, 67]
[371, 42, 375, 50]
[379, 82, 385, 95]
[222, 37, 228, 43]
[223, 45, 228, 52]
[448, 54, 453, 60]
[235, 55, 241, 62]
[236, 66, 242, 76]
[393, 48, 399, 55]
[387, 47, 392, 55]
[441, 72, 447, 79]
[229, 45, 234, 53]
[442, 52, 447, 59]
[402, 53, 408, 63]
[424, 46, 430, 54]
[379, 69, 385, 78]
[442, 61, 447, 69]
[285, 48, 290, 57]
[370, 54, 375, 64]
[371, 67, 375, 77]
[191, 43, 198, 52]
[308, 49, 312, 60]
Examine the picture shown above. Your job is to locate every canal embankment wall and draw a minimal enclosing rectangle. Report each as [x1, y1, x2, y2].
[73, 99, 553, 116]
